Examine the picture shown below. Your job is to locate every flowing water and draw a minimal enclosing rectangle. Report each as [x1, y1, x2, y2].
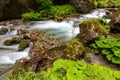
[0, 9, 110, 66]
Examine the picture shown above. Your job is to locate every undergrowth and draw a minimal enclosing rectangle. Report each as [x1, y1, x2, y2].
[8, 59, 120, 80]
[22, 0, 76, 21]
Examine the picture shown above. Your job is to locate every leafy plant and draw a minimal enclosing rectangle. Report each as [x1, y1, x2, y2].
[22, 5, 76, 21]
[22, 12, 41, 21]
[50, 5, 76, 18]
[90, 37, 120, 64]
[7, 59, 120, 80]
[7, 67, 41, 80]
[40, 59, 120, 80]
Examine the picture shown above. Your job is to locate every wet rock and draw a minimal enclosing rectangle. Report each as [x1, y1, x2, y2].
[18, 40, 30, 51]
[0, 0, 37, 20]
[71, 0, 94, 14]
[0, 28, 8, 35]
[109, 10, 120, 33]
[77, 19, 106, 43]
[17, 29, 30, 39]
[17, 29, 29, 35]
[29, 30, 67, 58]
[4, 37, 21, 46]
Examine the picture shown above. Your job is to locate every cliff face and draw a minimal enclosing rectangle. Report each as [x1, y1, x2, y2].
[0, 0, 37, 21]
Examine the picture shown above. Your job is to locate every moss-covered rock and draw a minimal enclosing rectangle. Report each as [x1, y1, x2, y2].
[78, 19, 107, 43]
[64, 38, 85, 60]
[4, 37, 21, 46]
[18, 40, 30, 51]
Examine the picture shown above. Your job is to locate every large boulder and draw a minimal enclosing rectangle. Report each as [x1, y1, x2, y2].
[109, 10, 120, 33]
[77, 19, 106, 43]
[0, 0, 37, 20]
[71, 0, 94, 14]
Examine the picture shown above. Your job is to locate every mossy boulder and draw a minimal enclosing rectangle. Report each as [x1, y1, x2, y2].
[78, 19, 106, 43]
[4, 37, 21, 46]
[0, 27, 8, 35]
[64, 38, 85, 60]
[18, 40, 30, 51]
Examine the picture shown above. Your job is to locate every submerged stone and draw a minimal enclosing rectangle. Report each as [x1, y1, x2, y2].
[0, 28, 8, 35]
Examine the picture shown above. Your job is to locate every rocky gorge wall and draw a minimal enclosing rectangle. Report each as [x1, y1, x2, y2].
[0, 0, 37, 21]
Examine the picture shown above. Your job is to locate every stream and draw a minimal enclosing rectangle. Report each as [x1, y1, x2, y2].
[0, 9, 111, 79]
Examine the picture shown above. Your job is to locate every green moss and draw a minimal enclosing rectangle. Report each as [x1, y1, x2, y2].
[90, 37, 120, 64]
[4, 37, 21, 46]
[80, 19, 107, 35]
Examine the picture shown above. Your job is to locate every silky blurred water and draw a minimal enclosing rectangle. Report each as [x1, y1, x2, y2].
[0, 9, 109, 64]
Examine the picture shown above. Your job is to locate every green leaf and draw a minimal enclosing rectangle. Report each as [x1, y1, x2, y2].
[112, 57, 120, 64]
[106, 54, 113, 61]
[112, 47, 120, 57]
[102, 49, 110, 55]
[91, 43, 98, 49]
[114, 71, 120, 79]
[66, 67, 84, 80]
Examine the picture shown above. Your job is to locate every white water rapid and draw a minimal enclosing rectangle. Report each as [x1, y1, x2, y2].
[0, 9, 110, 65]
